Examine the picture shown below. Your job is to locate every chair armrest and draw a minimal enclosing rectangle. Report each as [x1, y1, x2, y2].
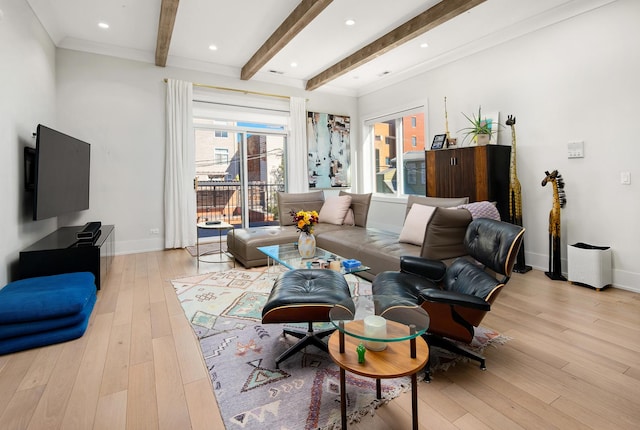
[400, 255, 447, 282]
[418, 288, 491, 311]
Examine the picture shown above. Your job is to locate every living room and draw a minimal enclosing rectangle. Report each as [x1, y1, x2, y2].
[1, 0, 639, 428]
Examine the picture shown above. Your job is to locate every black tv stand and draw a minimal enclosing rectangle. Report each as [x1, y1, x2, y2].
[19, 225, 115, 290]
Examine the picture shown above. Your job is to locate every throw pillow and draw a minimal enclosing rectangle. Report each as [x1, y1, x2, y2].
[398, 204, 437, 246]
[421, 207, 473, 260]
[457, 201, 501, 221]
[319, 195, 353, 225]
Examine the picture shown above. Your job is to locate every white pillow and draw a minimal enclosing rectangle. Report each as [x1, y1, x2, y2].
[398, 204, 437, 246]
[319, 195, 353, 225]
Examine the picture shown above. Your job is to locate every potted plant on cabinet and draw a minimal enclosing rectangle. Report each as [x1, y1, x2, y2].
[459, 106, 497, 146]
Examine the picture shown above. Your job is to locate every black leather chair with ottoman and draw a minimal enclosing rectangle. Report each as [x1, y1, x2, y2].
[262, 269, 354, 368]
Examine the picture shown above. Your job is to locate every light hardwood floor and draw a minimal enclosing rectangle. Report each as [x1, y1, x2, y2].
[1, 249, 639, 429]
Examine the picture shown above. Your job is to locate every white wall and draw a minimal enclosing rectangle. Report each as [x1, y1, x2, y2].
[0, 0, 57, 285]
[361, 0, 639, 292]
[55, 49, 358, 255]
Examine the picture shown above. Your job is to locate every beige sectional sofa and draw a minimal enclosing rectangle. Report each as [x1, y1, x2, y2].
[226, 190, 473, 281]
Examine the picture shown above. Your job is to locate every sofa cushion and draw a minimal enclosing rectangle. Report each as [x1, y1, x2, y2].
[339, 191, 372, 227]
[0, 272, 96, 324]
[421, 207, 473, 260]
[398, 204, 437, 246]
[405, 195, 469, 218]
[319, 195, 352, 225]
[277, 191, 325, 225]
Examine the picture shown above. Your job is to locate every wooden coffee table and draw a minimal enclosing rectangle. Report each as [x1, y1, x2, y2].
[328, 296, 429, 430]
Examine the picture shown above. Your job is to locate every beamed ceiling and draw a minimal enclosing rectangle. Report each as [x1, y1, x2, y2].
[27, 0, 616, 96]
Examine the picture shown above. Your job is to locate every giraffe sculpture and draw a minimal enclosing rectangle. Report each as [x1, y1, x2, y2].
[506, 115, 531, 273]
[541, 170, 567, 280]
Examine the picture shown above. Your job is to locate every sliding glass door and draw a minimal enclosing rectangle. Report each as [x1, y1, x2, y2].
[194, 120, 285, 234]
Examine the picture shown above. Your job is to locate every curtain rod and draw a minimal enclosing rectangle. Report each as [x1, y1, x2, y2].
[163, 78, 291, 100]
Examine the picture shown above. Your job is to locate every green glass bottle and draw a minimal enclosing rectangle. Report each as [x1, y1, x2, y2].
[357, 342, 366, 364]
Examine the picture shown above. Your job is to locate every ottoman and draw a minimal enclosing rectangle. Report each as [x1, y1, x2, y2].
[262, 269, 353, 368]
[0, 272, 97, 355]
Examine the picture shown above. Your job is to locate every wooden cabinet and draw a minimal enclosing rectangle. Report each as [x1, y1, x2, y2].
[426, 145, 511, 220]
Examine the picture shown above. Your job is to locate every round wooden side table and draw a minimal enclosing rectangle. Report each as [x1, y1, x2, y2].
[328, 295, 430, 430]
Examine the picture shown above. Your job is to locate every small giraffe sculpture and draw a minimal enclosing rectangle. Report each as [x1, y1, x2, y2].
[506, 115, 531, 273]
[541, 170, 567, 280]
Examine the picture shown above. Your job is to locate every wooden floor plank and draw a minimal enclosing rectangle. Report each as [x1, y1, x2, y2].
[93, 390, 127, 430]
[59, 312, 113, 430]
[126, 361, 158, 429]
[0, 385, 45, 430]
[169, 313, 209, 385]
[0, 349, 39, 417]
[17, 343, 64, 391]
[152, 335, 191, 430]
[25, 332, 90, 430]
[99, 322, 132, 397]
[183, 377, 221, 430]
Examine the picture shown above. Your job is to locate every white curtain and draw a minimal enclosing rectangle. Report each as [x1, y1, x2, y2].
[288, 96, 308, 193]
[164, 79, 196, 248]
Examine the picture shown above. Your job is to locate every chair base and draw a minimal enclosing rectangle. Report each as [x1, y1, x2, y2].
[275, 322, 335, 368]
[422, 334, 486, 382]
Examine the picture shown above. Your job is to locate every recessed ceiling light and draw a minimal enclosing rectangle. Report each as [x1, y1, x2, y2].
[208, 44, 218, 51]
[420, 42, 429, 48]
[290, 62, 298, 68]
[345, 19, 355, 26]
[98, 22, 109, 29]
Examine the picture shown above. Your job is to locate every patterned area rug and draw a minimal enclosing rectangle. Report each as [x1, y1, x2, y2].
[171, 268, 508, 430]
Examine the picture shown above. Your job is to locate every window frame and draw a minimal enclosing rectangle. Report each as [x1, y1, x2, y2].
[363, 105, 427, 198]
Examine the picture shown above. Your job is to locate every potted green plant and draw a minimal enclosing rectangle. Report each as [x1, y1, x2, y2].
[459, 106, 497, 146]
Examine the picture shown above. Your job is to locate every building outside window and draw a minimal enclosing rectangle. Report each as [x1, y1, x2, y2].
[368, 110, 425, 196]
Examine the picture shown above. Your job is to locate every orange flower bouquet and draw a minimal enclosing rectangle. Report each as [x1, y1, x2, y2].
[290, 210, 319, 235]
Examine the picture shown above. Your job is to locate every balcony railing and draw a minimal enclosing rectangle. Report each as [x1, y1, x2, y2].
[196, 181, 284, 229]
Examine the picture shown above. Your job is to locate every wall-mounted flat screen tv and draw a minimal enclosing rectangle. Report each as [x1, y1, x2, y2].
[27, 124, 91, 221]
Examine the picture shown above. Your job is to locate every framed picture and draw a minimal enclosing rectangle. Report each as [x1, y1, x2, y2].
[307, 112, 351, 188]
[431, 134, 447, 150]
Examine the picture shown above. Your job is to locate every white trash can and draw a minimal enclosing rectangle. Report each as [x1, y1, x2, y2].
[567, 243, 612, 290]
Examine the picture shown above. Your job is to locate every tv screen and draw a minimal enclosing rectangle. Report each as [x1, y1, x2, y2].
[32, 124, 90, 221]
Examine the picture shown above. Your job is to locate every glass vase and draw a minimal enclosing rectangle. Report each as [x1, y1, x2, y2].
[298, 232, 316, 258]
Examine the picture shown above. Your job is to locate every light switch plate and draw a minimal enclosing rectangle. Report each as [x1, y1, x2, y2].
[568, 141, 584, 158]
[621, 171, 631, 185]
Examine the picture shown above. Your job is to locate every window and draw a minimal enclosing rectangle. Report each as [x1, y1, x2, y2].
[367, 110, 425, 196]
[214, 130, 228, 138]
[214, 147, 229, 165]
